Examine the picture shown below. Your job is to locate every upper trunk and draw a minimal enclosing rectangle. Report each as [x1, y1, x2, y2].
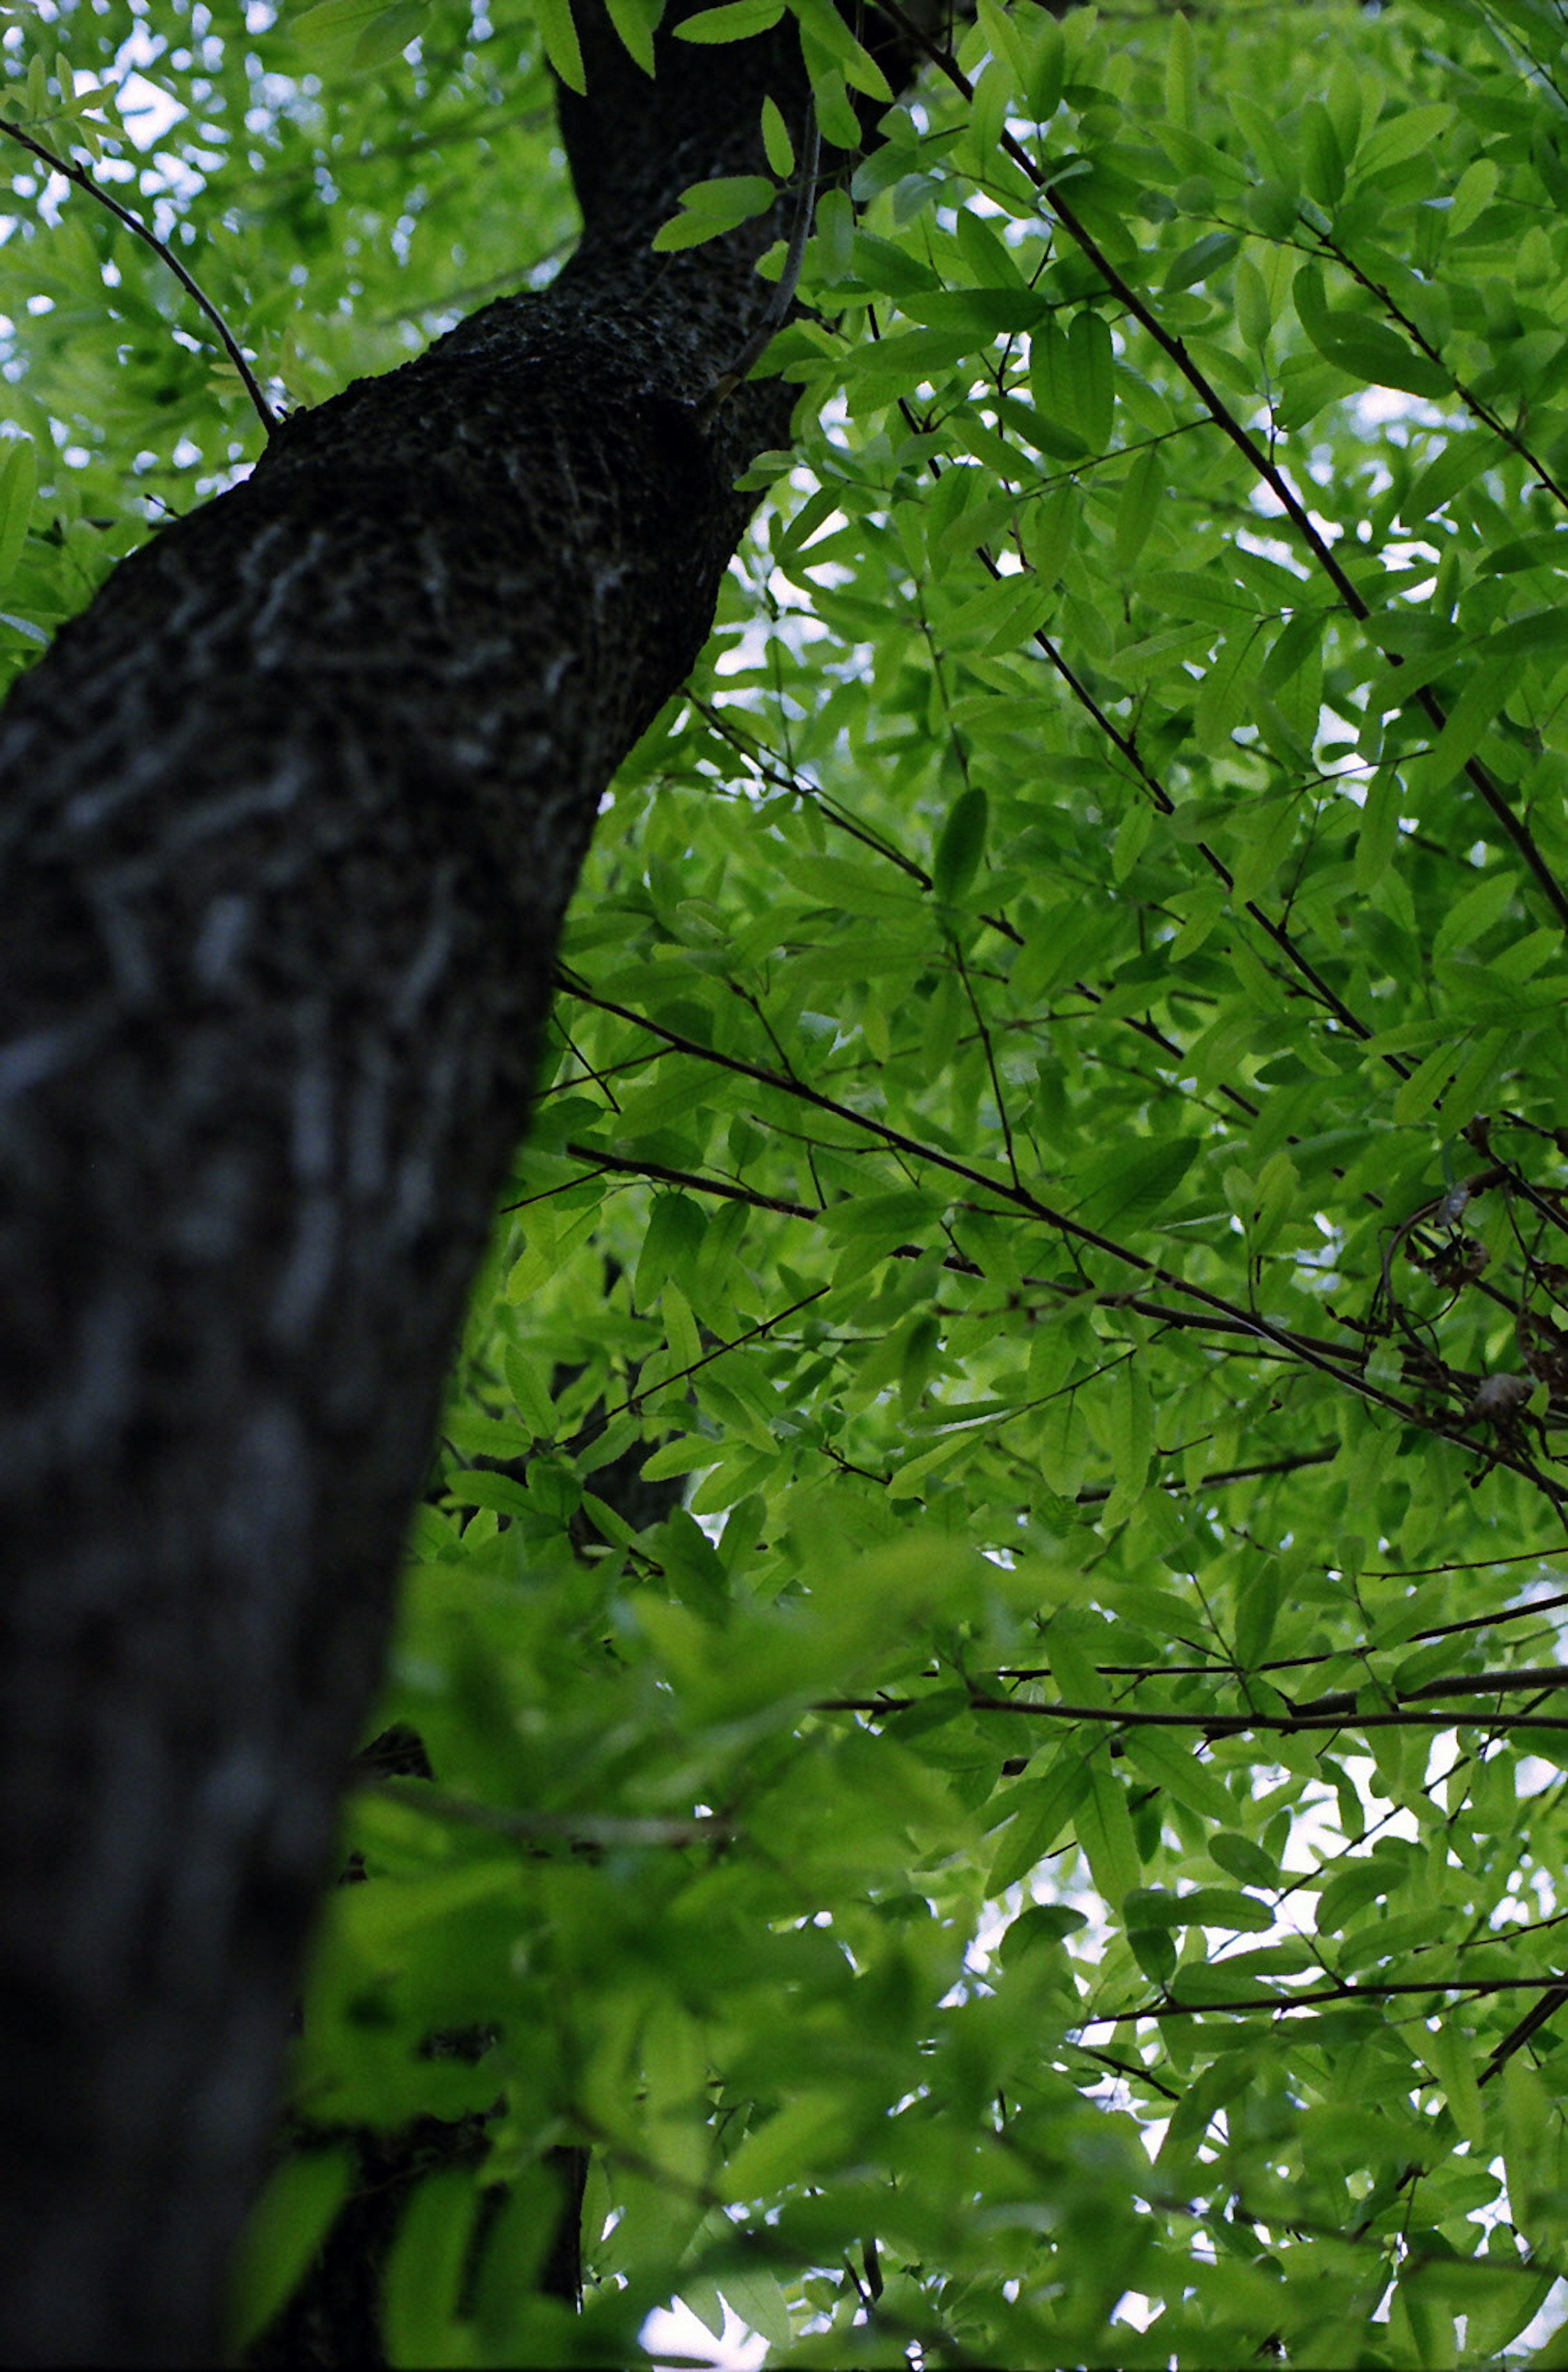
[0, 11, 827, 2361]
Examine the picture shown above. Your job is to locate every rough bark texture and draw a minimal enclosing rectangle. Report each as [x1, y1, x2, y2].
[0, 11, 817, 2361]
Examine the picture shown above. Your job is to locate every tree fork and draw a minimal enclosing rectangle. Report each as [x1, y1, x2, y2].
[0, 7, 885, 2359]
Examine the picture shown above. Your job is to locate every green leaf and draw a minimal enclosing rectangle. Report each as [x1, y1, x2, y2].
[1067, 309, 1114, 451]
[718, 2269, 795, 2349]
[1114, 444, 1164, 572]
[1412, 2023, 1484, 2149]
[1105, 1353, 1154, 1505]
[1259, 606, 1325, 694]
[852, 230, 940, 296]
[1127, 1885, 1273, 1931]
[383, 2169, 477, 2363]
[1436, 1027, 1509, 1135]
[987, 1751, 1096, 1895]
[1299, 96, 1345, 205]
[1193, 629, 1263, 757]
[673, 0, 784, 37]
[1024, 10, 1065, 118]
[1163, 230, 1240, 293]
[0, 434, 34, 595]
[1165, 9, 1197, 132]
[789, 0, 891, 99]
[932, 785, 989, 902]
[533, 0, 585, 89]
[1234, 256, 1272, 348]
[1229, 91, 1298, 185]
[938, 571, 1048, 653]
[954, 205, 1026, 292]
[901, 288, 1048, 337]
[724, 2093, 853, 2203]
[1079, 1754, 1142, 1908]
[1045, 1621, 1106, 1709]
[760, 94, 794, 176]
[635, 1192, 706, 1302]
[604, 0, 658, 71]
[1120, 1730, 1234, 1830]
[849, 327, 981, 384]
[294, 0, 406, 52]
[353, 2, 425, 67]
[1234, 1561, 1279, 1665]
[1356, 101, 1453, 178]
[446, 1469, 534, 1517]
[1432, 871, 1515, 960]
[1294, 272, 1452, 396]
[1142, 569, 1257, 629]
[1354, 767, 1401, 892]
[1449, 154, 1497, 236]
[1478, 531, 1568, 576]
[1209, 1831, 1278, 1888]
[1074, 1137, 1199, 1232]
[1486, 606, 1568, 659]
[1316, 1859, 1403, 1931]
[225, 2149, 354, 2349]
[1422, 652, 1526, 786]
[1405, 429, 1494, 519]
[820, 1187, 939, 1244]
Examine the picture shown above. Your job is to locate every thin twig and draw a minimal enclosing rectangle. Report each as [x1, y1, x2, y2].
[0, 107, 278, 435]
[1081, 1968, 1568, 2028]
[820, 1688, 1568, 1732]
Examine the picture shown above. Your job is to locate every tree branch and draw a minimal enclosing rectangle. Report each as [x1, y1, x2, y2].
[0, 108, 279, 436]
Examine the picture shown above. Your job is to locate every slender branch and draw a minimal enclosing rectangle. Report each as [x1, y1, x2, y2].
[953, 936, 1020, 1190]
[1319, 230, 1568, 514]
[1481, 1982, 1568, 2082]
[1003, 1587, 1568, 1681]
[820, 1689, 1568, 1733]
[1292, 1662, 1568, 1716]
[1080, 1969, 1568, 2029]
[0, 107, 278, 435]
[554, 1283, 831, 1455]
[555, 1141, 821, 1222]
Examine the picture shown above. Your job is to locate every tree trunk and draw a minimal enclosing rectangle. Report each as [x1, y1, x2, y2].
[0, 12, 824, 2361]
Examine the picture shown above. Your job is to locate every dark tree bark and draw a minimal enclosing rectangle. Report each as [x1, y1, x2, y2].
[0, 9, 861, 2360]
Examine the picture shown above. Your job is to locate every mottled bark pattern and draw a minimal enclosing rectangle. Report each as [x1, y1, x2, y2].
[0, 10, 810, 2362]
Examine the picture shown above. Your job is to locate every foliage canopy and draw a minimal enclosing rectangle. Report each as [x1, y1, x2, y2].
[9, 0, 1568, 2359]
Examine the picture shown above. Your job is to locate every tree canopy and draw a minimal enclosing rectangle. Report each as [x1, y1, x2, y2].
[7, 0, 1568, 2361]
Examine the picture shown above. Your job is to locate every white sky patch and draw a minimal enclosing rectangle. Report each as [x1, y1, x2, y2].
[1354, 385, 1450, 437]
[116, 71, 188, 151]
[643, 2298, 768, 2370]
[113, 23, 189, 152]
